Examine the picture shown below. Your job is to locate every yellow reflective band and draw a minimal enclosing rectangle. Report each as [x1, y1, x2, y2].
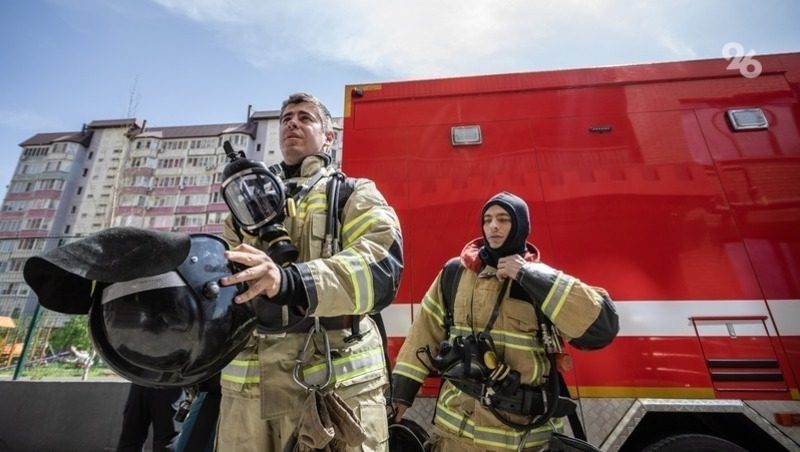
[343, 218, 376, 247]
[439, 385, 461, 406]
[302, 347, 385, 386]
[450, 325, 543, 352]
[332, 251, 362, 313]
[541, 272, 569, 317]
[220, 374, 260, 384]
[421, 295, 444, 326]
[342, 209, 373, 237]
[334, 362, 383, 382]
[228, 359, 259, 366]
[357, 252, 374, 312]
[295, 193, 327, 220]
[342, 208, 397, 248]
[298, 193, 326, 209]
[331, 249, 373, 314]
[550, 277, 576, 321]
[435, 401, 556, 450]
[221, 358, 260, 384]
[296, 204, 326, 220]
[394, 362, 428, 383]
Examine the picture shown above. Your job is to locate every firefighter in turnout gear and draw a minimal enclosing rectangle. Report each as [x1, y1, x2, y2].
[217, 93, 403, 452]
[390, 192, 618, 451]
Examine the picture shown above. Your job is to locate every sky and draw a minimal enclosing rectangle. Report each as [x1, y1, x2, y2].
[0, 0, 798, 200]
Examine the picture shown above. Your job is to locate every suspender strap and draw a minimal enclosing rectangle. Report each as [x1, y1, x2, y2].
[441, 257, 464, 337]
[483, 278, 510, 335]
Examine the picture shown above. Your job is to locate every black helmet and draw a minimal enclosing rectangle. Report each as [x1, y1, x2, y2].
[388, 418, 430, 452]
[24, 228, 256, 387]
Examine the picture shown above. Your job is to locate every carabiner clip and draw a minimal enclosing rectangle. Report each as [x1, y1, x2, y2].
[292, 317, 334, 392]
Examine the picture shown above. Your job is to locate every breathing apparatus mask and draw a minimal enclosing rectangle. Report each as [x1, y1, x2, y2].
[220, 141, 298, 266]
[423, 333, 521, 397]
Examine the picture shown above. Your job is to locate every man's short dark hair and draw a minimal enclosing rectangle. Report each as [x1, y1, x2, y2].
[280, 92, 334, 134]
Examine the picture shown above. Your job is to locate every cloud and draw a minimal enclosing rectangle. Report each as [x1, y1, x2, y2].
[147, 0, 710, 78]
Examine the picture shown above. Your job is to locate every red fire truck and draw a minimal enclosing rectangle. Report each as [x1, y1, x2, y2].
[342, 52, 800, 451]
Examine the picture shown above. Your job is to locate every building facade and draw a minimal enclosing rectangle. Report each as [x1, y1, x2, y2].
[0, 109, 343, 322]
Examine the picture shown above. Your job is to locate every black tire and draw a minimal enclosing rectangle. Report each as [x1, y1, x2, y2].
[642, 434, 748, 452]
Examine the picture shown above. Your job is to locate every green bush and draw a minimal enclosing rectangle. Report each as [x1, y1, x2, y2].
[49, 315, 91, 353]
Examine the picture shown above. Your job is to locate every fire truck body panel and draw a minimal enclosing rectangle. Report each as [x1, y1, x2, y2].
[343, 53, 800, 450]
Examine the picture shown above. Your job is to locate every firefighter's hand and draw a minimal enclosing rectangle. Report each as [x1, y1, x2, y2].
[222, 243, 281, 302]
[388, 402, 408, 423]
[497, 255, 526, 281]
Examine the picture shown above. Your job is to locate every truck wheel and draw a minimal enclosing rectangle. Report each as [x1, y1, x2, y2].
[642, 434, 747, 452]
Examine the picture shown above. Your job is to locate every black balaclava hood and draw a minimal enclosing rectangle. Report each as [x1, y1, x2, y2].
[478, 192, 531, 268]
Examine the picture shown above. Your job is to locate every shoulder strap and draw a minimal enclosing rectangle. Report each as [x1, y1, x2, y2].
[335, 174, 357, 224]
[324, 171, 357, 247]
[441, 257, 464, 338]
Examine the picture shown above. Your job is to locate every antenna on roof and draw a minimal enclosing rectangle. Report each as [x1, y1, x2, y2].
[126, 76, 140, 119]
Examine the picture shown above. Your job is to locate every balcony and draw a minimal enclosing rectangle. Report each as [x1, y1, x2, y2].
[175, 205, 207, 214]
[124, 167, 155, 176]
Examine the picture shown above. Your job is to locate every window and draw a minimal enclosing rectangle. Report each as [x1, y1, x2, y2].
[77, 186, 83, 195]
[25, 218, 43, 229]
[181, 194, 208, 206]
[157, 158, 184, 169]
[82, 168, 88, 177]
[0, 240, 15, 252]
[152, 195, 176, 207]
[174, 214, 205, 227]
[1, 259, 27, 272]
[18, 238, 45, 251]
[88, 151, 93, 159]
[31, 198, 58, 210]
[0, 220, 21, 232]
[147, 216, 173, 228]
[207, 212, 226, 224]
[64, 225, 71, 234]
[71, 206, 77, 214]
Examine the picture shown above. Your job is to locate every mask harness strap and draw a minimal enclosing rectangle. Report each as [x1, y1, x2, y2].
[285, 168, 326, 218]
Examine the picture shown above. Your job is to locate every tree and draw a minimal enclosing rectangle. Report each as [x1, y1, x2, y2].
[49, 315, 91, 353]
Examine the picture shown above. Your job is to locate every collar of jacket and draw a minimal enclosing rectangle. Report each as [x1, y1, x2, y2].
[458, 238, 540, 273]
[297, 154, 332, 178]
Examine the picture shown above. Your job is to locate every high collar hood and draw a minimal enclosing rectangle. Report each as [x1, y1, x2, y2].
[281, 153, 331, 178]
[460, 238, 540, 273]
[479, 192, 531, 267]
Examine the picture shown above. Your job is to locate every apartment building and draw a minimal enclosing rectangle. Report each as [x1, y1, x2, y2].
[0, 109, 342, 321]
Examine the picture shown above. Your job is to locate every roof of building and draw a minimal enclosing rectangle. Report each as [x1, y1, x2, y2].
[135, 122, 256, 139]
[19, 131, 93, 147]
[251, 110, 281, 119]
[87, 118, 141, 129]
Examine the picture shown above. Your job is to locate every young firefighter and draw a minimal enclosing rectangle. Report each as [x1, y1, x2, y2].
[217, 93, 403, 452]
[390, 192, 618, 451]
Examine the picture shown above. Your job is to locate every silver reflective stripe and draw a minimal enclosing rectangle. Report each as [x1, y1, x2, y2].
[302, 347, 384, 386]
[101, 271, 187, 304]
[435, 387, 558, 450]
[221, 358, 261, 384]
[541, 272, 575, 321]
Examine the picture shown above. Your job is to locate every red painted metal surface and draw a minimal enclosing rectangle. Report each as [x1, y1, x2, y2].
[343, 53, 800, 400]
